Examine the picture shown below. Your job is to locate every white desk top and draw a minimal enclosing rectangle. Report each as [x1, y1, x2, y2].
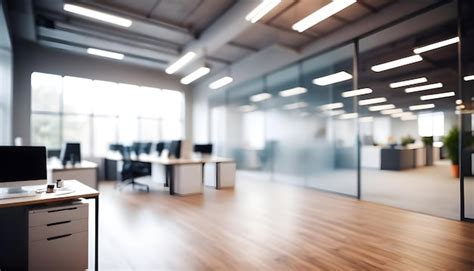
[48, 160, 98, 171]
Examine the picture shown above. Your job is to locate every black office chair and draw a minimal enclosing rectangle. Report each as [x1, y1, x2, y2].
[156, 142, 166, 156]
[118, 146, 150, 192]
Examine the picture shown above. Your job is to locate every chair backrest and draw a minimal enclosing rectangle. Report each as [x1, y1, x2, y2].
[169, 140, 182, 159]
[156, 142, 166, 156]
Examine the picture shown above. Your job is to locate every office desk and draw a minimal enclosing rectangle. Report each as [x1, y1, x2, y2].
[0, 180, 99, 271]
[48, 160, 98, 188]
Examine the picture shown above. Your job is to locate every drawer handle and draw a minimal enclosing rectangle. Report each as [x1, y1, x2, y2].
[47, 220, 71, 227]
[47, 234, 72, 241]
[48, 207, 77, 213]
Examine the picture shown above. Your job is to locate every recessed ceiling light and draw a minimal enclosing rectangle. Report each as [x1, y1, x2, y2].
[456, 99, 462, 105]
[63, 4, 132, 27]
[292, 0, 356, 32]
[166, 52, 196, 74]
[371, 55, 423, 72]
[413, 37, 459, 54]
[238, 105, 257, 112]
[420, 91, 455, 101]
[359, 116, 373, 123]
[389, 77, 428, 88]
[245, 0, 281, 23]
[209, 76, 233, 90]
[391, 112, 413, 118]
[358, 97, 387, 106]
[284, 102, 308, 110]
[319, 102, 344, 111]
[250, 93, 272, 102]
[87, 48, 124, 60]
[369, 104, 395, 111]
[405, 83, 443, 93]
[339, 112, 358, 120]
[409, 104, 435, 111]
[464, 75, 474, 81]
[180, 67, 210, 85]
[313, 71, 352, 86]
[401, 115, 418, 121]
[279, 87, 307, 97]
[381, 108, 403, 115]
[342, 88, 372, 98]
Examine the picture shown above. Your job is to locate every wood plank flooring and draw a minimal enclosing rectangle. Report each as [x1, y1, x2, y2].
[99, 179, 474, 270]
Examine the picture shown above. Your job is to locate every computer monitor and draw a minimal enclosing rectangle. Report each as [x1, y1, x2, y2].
[0, 146, 47, 197]
[193, 144, 213, 155]
[60, 143, 81, 165]
[168, 140, 182, 159]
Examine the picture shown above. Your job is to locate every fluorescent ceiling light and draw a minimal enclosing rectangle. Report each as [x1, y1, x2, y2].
[371, 55, 423, 72]
[292, 0, 356, 32]
[405, 83, 443, 93]
[313, 71, 352, 86]
[358, 97, 387, 106]
[342, 88, 372, 98]
[464, 75, 474, 81]
[409, 104, 435, 111]
[391, 112, 413, 118]
[381, 108, 403, 115]
[180, 67, 210, 85]
[324, 109, 345, 116]
[401, 115, 418, 121]
[420, 91, 455, 101]
[284, 102, 308, 110]
[369, 104, 395, 112]
[413, 37, 459, 54]
[238, 105, 256, 112]
[209, 76, 233, 90]
[245, 0, 281, 23]
[279, 87, 307, 97]
[359, 117, 373, 123]
[166, 52, 196, 74]
[389, 77, 427, 88]
[319, 102, 344, 111]
[339, 112, 358, 120]
[250, 92, 272, 102]
[87, 48, 124, 60]
[63, 4, 132, 27]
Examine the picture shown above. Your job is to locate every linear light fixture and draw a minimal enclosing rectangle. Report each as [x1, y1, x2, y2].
[401, 115, 418, 121]
[250, 92, 272, 102]
[319, 102, 344, 111]
[389, 77, 427, 88]
[391, 112, 413, 118]
[371, 55, 423, 72]
[245, 0, 281, 23]
[292, 0, 356, 32]
[413, 37, 459, 54]
[359, 116, 373, 123]
[279, 87, 307, 97]
[284, 102, 308, 110]
[87, 48, 124, 60]
[324, 109, 345, 116]
[464, 75, 474, 81]
[358, 97, 387, 106]
[409, 104, 435, 111]
[381, 108, 403, 115]
[238, 105, 257, 113]
[63, 4, 132, 27]
[369, 104, 395, 112]
[405, 82, 443, 93]
[209, 76, 233, 90]
[342, 88, 372, 98]
[420, 91, 455, 101]
[166, 52, 196, 74]
[180, 67, 210, 85]
[339, 112, 358, 120]
[313, 71, 352, 86]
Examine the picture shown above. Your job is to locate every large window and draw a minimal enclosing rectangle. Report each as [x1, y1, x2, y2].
[31, 72, 185, 157]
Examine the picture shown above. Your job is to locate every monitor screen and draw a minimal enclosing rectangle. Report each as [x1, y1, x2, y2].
[193, 144, 213, 154]
[0, 146, 47, 183]
[60, 143, 81, 164]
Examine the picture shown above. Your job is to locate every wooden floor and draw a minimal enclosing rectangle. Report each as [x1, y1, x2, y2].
[99, 179, 474, 270]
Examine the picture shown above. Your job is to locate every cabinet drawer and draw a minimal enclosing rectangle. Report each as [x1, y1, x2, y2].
[29, 203, 88, 227]
[29, 231, 88, 271]
[29, 218, 88, 242]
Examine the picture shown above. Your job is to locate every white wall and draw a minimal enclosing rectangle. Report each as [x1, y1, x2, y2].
[12, 40, 192, 145]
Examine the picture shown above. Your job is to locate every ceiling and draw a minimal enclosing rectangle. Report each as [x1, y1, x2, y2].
[6, 0, 400, 84]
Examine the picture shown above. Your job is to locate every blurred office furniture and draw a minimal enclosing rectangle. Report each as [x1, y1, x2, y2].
[48, 160, 98, 188]
[156, 142, 166, 156]
[60, 142, 81, 166]
[193, 144, 213, 155]
[168, 140, 182, 158]
[104, 144, 123, 180]
[47, 149, 61, 159]
[118, 146, 150, 192]
[0, 180, 99, 271]
[203, 157, 236, 189]
[381, 148, 415, 170]
[132, 142, 153, 156]
[361, 146, 382, 169]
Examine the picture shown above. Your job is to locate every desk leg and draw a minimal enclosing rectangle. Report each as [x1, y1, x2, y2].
[166, 165, 174, 195]
[216, 162, 220, 190]
[95, 196, 99, 271]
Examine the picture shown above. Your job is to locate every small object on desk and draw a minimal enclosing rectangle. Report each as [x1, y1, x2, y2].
[56, 179, 64, 188]
[46, 184, 55, 193]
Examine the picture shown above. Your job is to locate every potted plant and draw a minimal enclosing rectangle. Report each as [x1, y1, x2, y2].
[400, 135, 415, 147]
[443, 127, 459, 178]
[422, 136, 434, 166]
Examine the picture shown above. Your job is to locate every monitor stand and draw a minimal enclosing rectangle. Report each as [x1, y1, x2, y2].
[0, 187, 36, 200]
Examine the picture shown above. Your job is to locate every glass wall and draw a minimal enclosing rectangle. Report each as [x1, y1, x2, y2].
[31, 72, 185, 157]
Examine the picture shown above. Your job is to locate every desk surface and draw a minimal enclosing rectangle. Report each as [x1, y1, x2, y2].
[0, 180, 99, 209]
[48, 160, 98, 171]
